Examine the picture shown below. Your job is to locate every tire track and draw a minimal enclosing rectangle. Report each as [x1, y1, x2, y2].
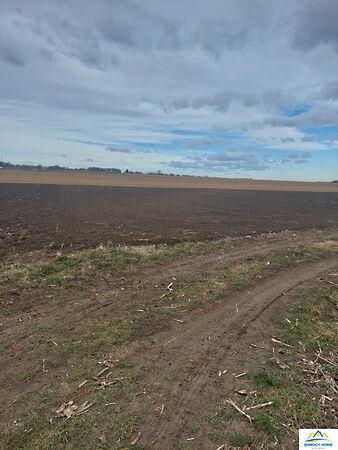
[136, 258, 337, 449]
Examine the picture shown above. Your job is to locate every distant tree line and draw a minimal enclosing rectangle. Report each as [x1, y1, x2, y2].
[0, 161, 122, 173]
[0, 160, 183, 177]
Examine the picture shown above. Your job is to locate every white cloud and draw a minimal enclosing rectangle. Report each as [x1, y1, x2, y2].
[247, 126, 329, 151]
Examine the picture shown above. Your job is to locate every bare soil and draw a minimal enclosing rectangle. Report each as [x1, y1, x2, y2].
[1, 183, 337, 259]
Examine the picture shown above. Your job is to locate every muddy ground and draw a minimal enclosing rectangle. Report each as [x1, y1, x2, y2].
[1, 183, 337, 259]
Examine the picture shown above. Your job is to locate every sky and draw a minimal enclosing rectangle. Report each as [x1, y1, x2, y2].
[0, 0, 337, 181]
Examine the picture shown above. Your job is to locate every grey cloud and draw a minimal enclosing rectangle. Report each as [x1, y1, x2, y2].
[98, 0, 269, 58]
[100, 18, 135, 48]
[158, 91, 259, 113]
[267, 152, 311, 165]
[23, 7, 119, 70]
[61, 138, 108, 147]
[301, 136, 316, 143]
[168, 150, 269, 172]
[74, 40, 119, 70]
[106, 146, 132, 154]
[2, 0, 271, 74]
[266, 109, 338, 128]
[318, 81, 338, 101]
[192, 91, 258, 112]
[184, 138, 221, 149]
[0, 31, 26, 66]
[262, 91, 296, 109]
[293, 0, 338, 52]
[279, 152, 311, 165]
[157, 86, 311, 115]
[105, 146, 158, 154]
[191, 93, 232, 112]
[0, 75, 145, 117]
[204, 151, 257, 163]
[99, 1, 178, 49]
[287, 152, 311, 160]
[0, 18, 56, 67]
[61, 139, 153, 153]
[186, 1, 270, 58]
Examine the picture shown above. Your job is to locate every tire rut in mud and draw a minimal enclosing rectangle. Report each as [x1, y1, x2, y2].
[132, 258, 337, 449]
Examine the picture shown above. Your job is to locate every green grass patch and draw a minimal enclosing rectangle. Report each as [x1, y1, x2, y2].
[0, 245, 140, 289]
[0, 241, 327, 294]
[253, 414, 279, 437]
[167, 246, 328, 312]
[5, 407, 146, 450]
[0, 239, 222, 290]
[253, 371, 282, 388]
[253, 384, 321, 428]
[208, 430, 223, 444]
[148, 240, 221, 263]
[281, 286, 337, 351]
[2, 358, 148, 450]
[248, 284, 337, 444]
[207, 404, 234, 444]
[40, 246, 330, 371]
[228, 431, 251, 447]
[208, 405, 233, 428]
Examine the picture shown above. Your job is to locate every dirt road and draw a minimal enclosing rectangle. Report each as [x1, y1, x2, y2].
[1, 227, 337, 449]
[136, 259, 337, 449]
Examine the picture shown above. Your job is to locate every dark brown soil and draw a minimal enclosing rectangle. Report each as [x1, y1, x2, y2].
[1, 183, 337, 259]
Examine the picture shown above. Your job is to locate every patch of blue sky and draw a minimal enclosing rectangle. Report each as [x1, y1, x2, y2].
[59, 137, 154, 152]
[171, 130, 248, 147]
[302, 126, 338, 141]
[134, 142, 159, 149]
[280, 104, 311, 117]
[170, 128, 207, 136]
[310, 149, 337, 162]
[213, 131, 248, 141]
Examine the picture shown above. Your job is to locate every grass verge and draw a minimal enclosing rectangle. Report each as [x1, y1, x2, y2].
[0, 239, 223, 290]
[252, 285, 336, 442]
[206, 284, 337, 448]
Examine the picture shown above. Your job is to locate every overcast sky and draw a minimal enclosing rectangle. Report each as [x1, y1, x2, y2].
[0, 0, 337, 181]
